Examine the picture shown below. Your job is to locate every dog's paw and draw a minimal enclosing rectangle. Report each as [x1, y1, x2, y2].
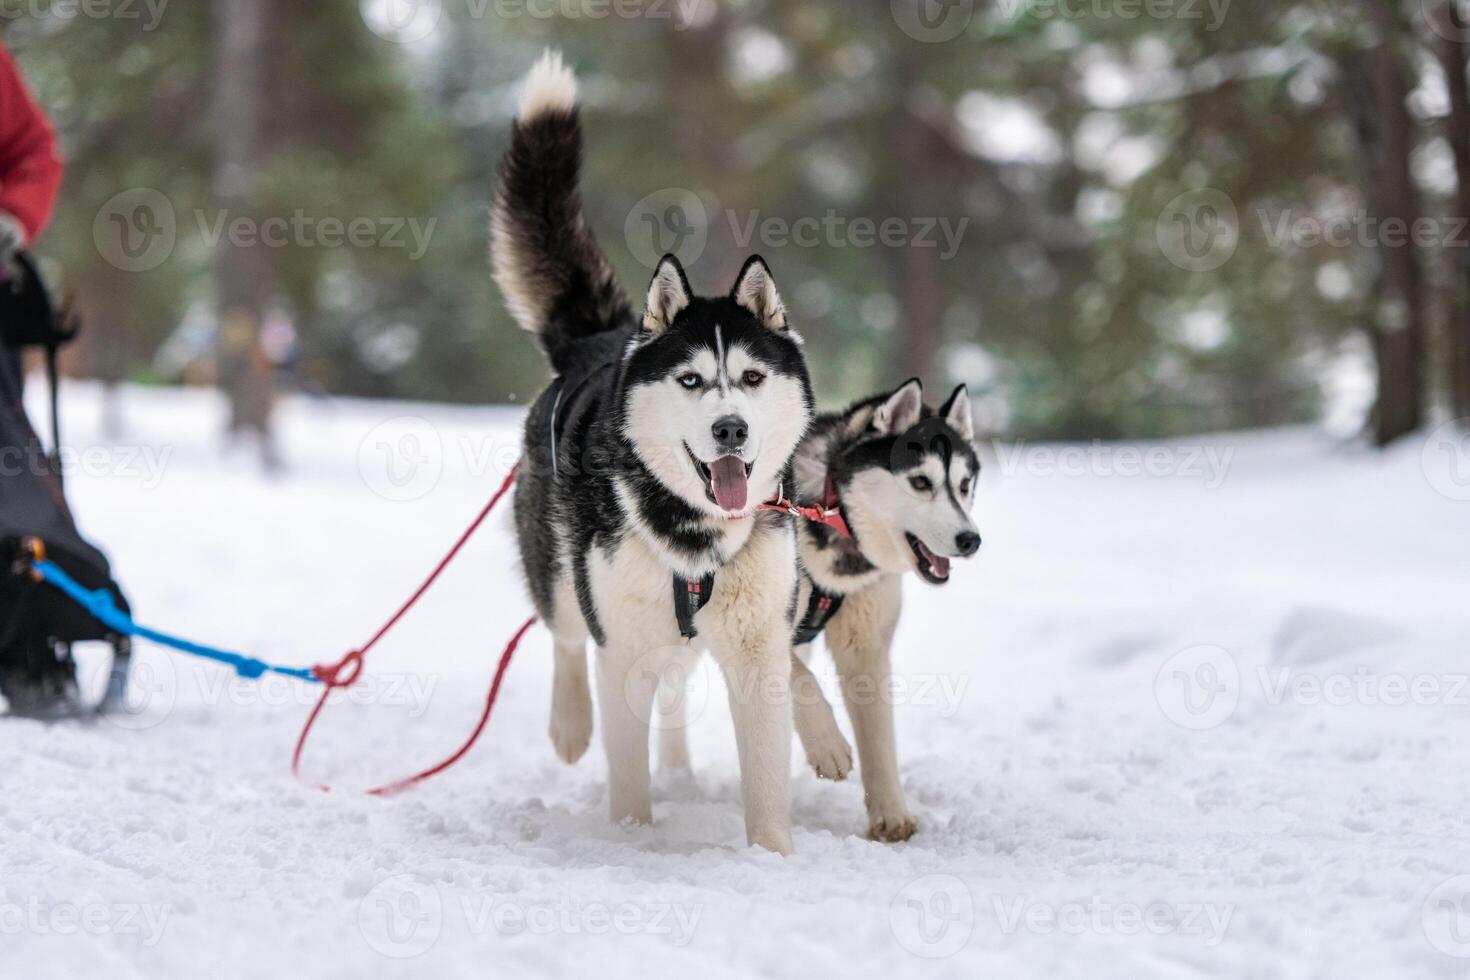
[867, 811, 918, 843]
[793, 692, 852, 781]
[549, 714, 592, 765]
[548, 686, 593, 765]
[804, 729, 854, 782]
[612, 807, 654, 827]
[749, 827, 795, 856]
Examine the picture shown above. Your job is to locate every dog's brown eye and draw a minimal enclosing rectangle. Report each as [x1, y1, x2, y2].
[960, 478, 971, 495]
[909, 476, 932, 493]
[677, 373, 701, 390]
[743, 370, 765, 387]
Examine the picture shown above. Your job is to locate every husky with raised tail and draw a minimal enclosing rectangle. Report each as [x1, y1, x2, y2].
[782, 379, 982, 841]
[491, 52, 813, 854]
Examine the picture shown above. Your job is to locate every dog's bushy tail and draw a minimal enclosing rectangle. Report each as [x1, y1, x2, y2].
[491, 50, 631, 373]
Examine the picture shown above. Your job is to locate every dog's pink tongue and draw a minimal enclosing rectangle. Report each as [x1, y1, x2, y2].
[709, 456, 748, 512]
[918, 540, 951, 579]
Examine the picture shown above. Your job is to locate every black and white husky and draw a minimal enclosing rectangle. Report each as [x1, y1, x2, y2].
[492, 53, 814, 854]
[781, 380, 981, 841]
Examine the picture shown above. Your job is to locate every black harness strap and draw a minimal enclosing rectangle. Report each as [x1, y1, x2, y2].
[793, 583, 845, 646]
[673, 573, 716, 639]
[545, 376, 565, 476]
[543, 357, 618, 479]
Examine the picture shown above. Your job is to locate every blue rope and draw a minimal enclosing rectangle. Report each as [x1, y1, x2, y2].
[31, 559, 320, 684]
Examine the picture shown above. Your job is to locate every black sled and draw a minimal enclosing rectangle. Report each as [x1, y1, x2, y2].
[0, 252, 131, 719]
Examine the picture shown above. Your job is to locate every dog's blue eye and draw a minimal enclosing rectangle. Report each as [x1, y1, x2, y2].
[678, 373, 701, 390]
[909, 476, 932, 493]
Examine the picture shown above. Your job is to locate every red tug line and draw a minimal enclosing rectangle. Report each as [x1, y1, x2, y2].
[291, 462, 529, 796]
[291, 460, 850, 795]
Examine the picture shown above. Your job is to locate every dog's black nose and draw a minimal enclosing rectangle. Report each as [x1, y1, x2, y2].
[956, 531, 981, 556]
[712, 415, 748, 451]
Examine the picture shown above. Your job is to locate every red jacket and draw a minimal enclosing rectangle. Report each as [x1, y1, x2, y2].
[0, 44, 61, 242]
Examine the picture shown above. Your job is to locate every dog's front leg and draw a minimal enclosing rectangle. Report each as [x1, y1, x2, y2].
[711, 628, 794, 855]
[825, 576, 915, 842]
[705, 524, 798, 855]
[791, 645, 852, 781]
[595, 643, 657, 825]
[655, 646, 701, 772]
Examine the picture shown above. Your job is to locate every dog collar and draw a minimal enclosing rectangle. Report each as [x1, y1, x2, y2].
[751, 476, 851, 538]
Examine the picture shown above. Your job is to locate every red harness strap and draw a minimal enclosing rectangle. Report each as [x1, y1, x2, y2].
[753, 477, 851, 538]
[291, 462, 529, 796]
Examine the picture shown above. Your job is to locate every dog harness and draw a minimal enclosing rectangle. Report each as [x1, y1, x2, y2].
[673, 573, 715, 639]
[792, 582, 845, 646]
[673, 572, 847, 644]
[670, 477, 853, 641]
[751, 476, 851, 538]
[544, 359, 618, 478]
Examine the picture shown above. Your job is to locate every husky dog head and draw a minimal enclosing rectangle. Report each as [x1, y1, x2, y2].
[621, 254, 814, 517]
[826, 380, 981, 584]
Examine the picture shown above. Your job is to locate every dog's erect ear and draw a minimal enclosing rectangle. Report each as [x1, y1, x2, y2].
[731, 255, 787, 331]
[872, 378, 924, 435]
[643, 254, 692, 335]
[941, 383, 975, 442]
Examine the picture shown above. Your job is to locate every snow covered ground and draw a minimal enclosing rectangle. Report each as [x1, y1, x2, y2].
[5, 381, 1470, 980]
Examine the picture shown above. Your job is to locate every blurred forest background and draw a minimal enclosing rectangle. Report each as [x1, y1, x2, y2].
[6, 0, 1470, 464]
